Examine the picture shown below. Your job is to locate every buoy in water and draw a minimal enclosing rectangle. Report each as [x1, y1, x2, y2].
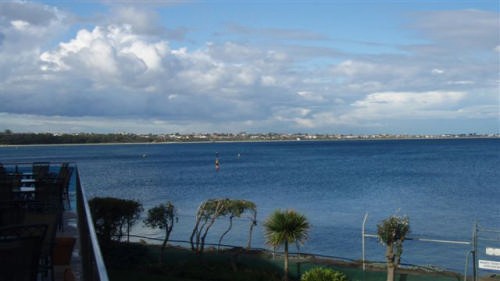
[215, 158, 220, 171]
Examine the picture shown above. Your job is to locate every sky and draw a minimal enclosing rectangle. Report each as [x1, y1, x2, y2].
[0, 0, 498, 135]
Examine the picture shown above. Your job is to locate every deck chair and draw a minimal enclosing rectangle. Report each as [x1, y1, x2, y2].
[33, 162, 50, 181]
[0, 173, 20, 201]
[56, 163, 72, 210]
[0, 223, 48, 281]
[23, 204, 59, 281]
[0, 201, 26, 227]
[35, 176, 65, 231]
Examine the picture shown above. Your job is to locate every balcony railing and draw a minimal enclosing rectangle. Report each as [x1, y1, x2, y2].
[0, 162, 109, 281]
[75, 167, 109, 281]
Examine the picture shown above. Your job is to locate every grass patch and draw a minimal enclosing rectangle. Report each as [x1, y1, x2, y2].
[104, 243, 282, 281]
[102, 242, 464, 281]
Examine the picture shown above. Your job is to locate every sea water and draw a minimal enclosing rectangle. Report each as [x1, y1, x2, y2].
[1, 138, 499, 272]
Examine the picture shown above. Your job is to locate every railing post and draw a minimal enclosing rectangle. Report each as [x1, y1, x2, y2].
[472, 223, 477, 281]
[362, 212, 368, 272]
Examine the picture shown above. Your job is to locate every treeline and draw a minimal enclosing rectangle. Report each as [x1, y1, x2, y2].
[89, 197, 343, 281]
[89, 196, 410, 281]
[0, 131, 315, 145]
[3, 129, 493, 145]
[0, 131, 156, 145]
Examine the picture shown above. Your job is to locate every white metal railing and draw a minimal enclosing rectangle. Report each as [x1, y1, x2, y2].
[74, 166, 110, 281]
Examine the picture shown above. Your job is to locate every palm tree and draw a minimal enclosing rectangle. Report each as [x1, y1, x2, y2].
[264, 209, 310, 281]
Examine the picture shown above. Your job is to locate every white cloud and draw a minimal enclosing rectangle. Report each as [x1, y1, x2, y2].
[112, 6, 159, 34]
[0, 112, 214, 134]
[0, 2, 498, 134]
[331, 59, 421, 88]
[272, 107, 312, 128]
[352, 91, 465, 111]
[26, 21, 301, 125]
[446, 80, 474, 85]
[431, 68, 444, 75]
[0, 2, 67, 49]
[276, 91, 470, 130]
[11, 20, 30, 30]
[260, 75, 277, 86]
[296, 91, 325, 102]
[332, 60, 375, 76]
[339, 91, 472, 129]
[121, 40, 167, 71]
[412, 9, 498, 51]
[108, 6, 186, 39]
[40, 24, 172, 82]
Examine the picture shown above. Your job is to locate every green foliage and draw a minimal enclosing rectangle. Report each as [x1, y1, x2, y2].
[377, 215, 410, 281]
[264, 209, 310, 281]
[0, 132, 158, 145]
[190, 198, 229, 253]
[377, 215, 410, 246]
[264, 209, 309, 249]
[89, 197, 143, 244]
[224, 199, 256, 218]
[217, 199, 257, 249]
[190, 198, 258, 253]
[301, 267, 349, 281]
[144, 202, 177, 264]
[143, 202, 177, 231]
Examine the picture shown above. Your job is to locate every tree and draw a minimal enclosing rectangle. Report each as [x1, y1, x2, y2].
[217, 199, 257, 251]
[245, 201, 258, 249]
[190, 198, 228, 253]
[377, 215, 410, 281]
[264, 209, 310, 281]
[301, 267, 348, 281]
[88, 197, 143, 244]
[143, 202, 177, 264]
[121, 199, 143, 242]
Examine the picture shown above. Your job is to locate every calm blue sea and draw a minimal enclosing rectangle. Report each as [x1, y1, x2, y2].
[1, 138, 499, 272]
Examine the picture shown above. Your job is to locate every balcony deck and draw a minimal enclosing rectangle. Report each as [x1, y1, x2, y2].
[53, 210, 81, 281]
[0, 162, 108, 281]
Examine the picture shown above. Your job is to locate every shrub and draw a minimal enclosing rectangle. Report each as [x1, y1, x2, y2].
[88, 197, 143, 244]
[301, 267, 349, 281]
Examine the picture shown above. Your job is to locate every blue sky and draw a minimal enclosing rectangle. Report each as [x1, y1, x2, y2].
[0, 0, 498, 134]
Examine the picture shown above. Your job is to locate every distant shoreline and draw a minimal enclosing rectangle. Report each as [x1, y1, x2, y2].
[0, 135, 498, 148]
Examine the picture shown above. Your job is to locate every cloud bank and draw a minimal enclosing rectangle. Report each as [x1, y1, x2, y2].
[0, 2, 498, 134]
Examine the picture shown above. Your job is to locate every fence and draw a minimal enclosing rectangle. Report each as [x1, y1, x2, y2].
[362, 213, 500, 281]
[475, 225, 500, 281]
[75, 167, 110, 281]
